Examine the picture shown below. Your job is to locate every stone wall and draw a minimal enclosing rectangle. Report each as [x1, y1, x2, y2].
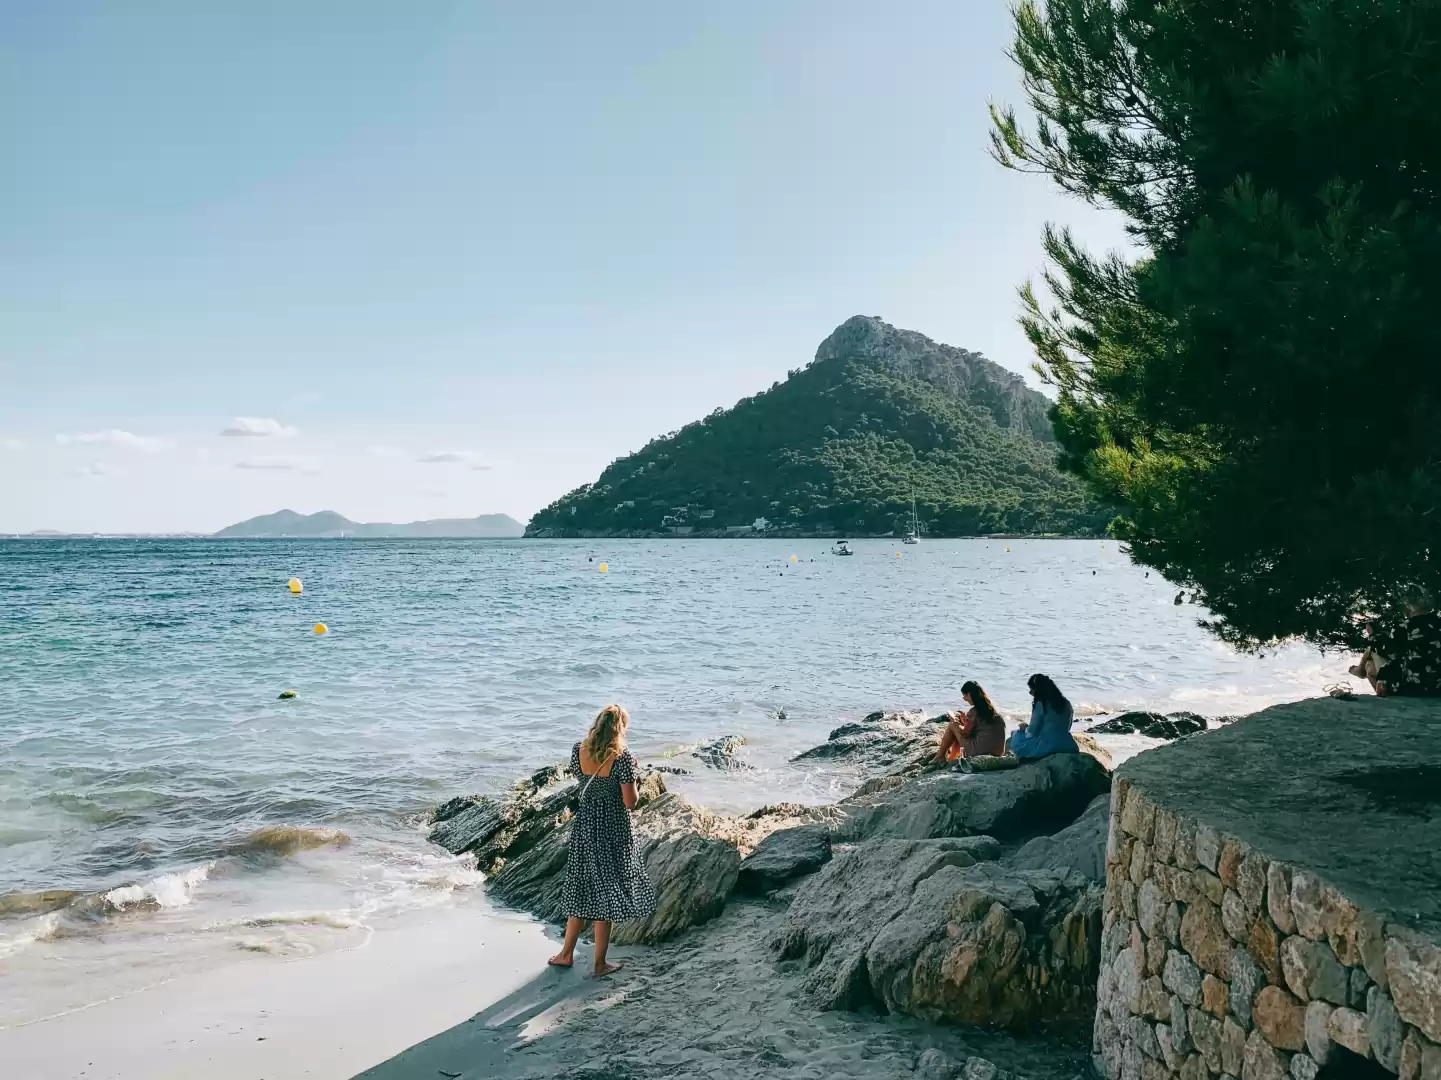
[1094, 774, 1441, 1080]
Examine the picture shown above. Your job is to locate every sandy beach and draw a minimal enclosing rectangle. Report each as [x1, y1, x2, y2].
[356, 894, 1090, 1080]
[0, 902, 555, 1080]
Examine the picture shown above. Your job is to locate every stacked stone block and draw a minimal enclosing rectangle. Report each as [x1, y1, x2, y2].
[1094, 778, 1441, 1080]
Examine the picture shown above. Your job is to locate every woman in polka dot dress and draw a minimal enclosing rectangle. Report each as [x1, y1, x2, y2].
[548, 703, 657, 977]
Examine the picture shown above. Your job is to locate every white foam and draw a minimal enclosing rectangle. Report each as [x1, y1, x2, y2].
[103, 862, 212, 911]
[0, 912, 61, 958]
[208, 910, 364, 931]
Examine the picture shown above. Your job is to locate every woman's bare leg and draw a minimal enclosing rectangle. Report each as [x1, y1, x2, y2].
[592, 919, 621, 977]
[935, 721, 959, 764]
[549, 917, 585, 967]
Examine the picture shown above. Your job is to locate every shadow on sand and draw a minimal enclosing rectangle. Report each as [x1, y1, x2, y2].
[353, 952, 637, 1080]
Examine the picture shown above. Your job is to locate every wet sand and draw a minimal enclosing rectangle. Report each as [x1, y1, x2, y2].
[0, 902, 555, 1080]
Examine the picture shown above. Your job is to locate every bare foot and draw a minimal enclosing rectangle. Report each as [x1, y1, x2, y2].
[591, 961, 623, 978]
[547, 954, 573, 968]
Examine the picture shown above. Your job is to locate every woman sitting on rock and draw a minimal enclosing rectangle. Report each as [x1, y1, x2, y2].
[1008, 673, 1080, 759]
[548, 703, 658, 978]
[935, 680, 1007, 763]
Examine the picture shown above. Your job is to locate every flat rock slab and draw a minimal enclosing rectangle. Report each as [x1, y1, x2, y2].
[1119, 696, 1441, 940]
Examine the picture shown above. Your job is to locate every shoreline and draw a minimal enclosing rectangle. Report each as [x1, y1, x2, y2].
[0, 707, 1256, 1080]
[0, 900, 557, 1080]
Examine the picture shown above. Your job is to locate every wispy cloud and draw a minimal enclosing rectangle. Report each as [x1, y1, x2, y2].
[235, 455, 318, 473]
[1, 437, 24, 450]
[220, 417, 297, 438]
[56, 429, 165, 451]
[71, 462, 127, 477]
[418, 450, 491, 470]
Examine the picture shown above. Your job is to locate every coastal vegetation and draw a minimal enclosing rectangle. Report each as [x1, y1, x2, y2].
[526, 316, 1111, 538]
[991, 0, 1441, 650]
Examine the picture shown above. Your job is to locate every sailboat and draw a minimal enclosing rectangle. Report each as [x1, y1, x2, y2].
[903, 495, 921, 545]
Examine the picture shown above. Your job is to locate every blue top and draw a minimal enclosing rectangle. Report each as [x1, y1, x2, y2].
[1009, 698, 1079, 759]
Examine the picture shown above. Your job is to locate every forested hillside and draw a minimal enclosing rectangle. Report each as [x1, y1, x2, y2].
[527, 317, 1110, 538]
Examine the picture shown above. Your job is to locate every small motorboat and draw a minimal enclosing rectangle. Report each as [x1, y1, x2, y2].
[832, 540, 854, 556]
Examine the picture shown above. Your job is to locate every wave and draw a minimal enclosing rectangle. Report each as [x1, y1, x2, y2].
[101, 863, 212, 912]
[0, 912, 61, 958]
[233, 825, 352, 857]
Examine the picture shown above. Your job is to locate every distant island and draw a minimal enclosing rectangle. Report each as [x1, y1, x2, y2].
[525, 315, 1111, 539]
[213, 509, 525, 539]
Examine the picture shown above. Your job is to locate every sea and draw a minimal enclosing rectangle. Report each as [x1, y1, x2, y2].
[0, 537, 1354, 1028]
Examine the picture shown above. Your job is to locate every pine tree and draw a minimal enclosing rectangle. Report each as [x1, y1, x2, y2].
[992, 0, 1441, 649]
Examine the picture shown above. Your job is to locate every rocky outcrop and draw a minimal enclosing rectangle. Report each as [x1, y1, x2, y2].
[836, 752, 1112, 844]
[428, 762, 665, 873]
[1086, 712, 1213, 740]
[691, 735, 751, 771]
[866, 862, 1102, 1029]
[776, 837, 1003, 1009]
[613, 826, 741, 945]
[776, 834, 1102, 1030]
[427, 711, 1115, 1035]
[814, 315, 1056, 442]
[791, 710, 948, 775]
[737, 824, 833, 895]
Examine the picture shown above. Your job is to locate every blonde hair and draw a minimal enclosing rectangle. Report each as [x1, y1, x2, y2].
[583, 703, 629, 767]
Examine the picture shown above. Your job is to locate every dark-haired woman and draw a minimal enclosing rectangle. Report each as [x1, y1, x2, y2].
[1009, 673, 1079, 759]
[936, 680, 1008, 762]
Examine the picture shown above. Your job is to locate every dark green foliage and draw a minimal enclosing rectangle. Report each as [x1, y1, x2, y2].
[991, 0, 1441, 649]
[526, 326, 1109, 539]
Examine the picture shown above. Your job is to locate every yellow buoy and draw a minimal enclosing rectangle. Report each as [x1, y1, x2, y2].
[895, 551, 901, 557]
[288, 577, 303, 594]
[790, 555, 798, 563]
[1005, 546, 1011, 552]
[313, 623, 328, 634]
[598, 563, 608, 573]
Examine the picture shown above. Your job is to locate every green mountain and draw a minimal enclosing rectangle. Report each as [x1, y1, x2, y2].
[215, 510, 525, 538]
[526, 316, 1110, 538]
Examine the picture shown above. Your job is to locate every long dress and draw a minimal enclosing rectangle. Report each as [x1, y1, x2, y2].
[560, 743, 658, 923]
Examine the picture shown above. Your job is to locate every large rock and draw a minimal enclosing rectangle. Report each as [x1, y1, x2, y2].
[835, 752, 1112, 844]
[864, 862, 1102, 1030]
[791, 710, 948, 775]
[736, 824, 832, 894]
[1005, 793, 1111, 882]
[775, 837, 1001, 1009]
[611, 830, 741, 945]
[429, 763, 666, 872]
[776, 833, 1100, 1030]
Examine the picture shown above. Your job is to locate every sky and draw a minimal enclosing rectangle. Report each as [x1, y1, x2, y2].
[0, 1, 1130, 534]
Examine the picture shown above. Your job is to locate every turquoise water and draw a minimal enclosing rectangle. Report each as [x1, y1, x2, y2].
[0, 537, 1347, 1022]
